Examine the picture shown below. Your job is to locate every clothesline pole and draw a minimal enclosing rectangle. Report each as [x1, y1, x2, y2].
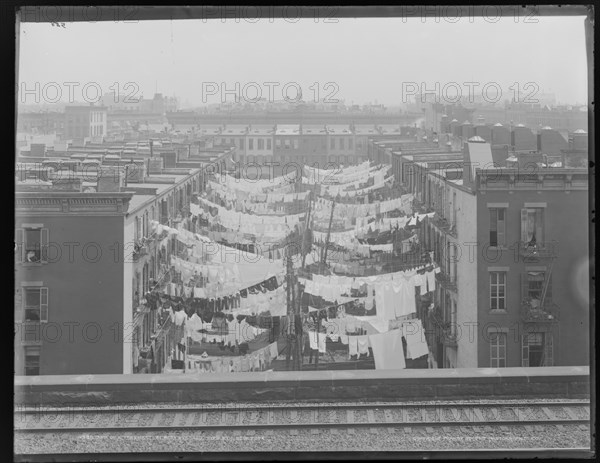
[321, 199, 336, 265]
[301, 191, 313, 270]
[285, 255, 293, 370]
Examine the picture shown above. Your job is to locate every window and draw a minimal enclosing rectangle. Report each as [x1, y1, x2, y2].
[267, 138, 272, 150]
[330, 138, 335, 149]
[450, 301, 457, 336]
[452, 192, 457, 227]
[239, 138, 244, 149]
[521, 208, 544, 244]
[144, 211, 149, 238]
[284, 139, 290, 149]
[258, 138, 264, 150]
[275, 139, 281, 148]
[348, 138, 353, 150]
[522, 332, 553, 367]
[522, 271, 552, 305]
[489, 208, 506, 246]
[23, 287, 49, 322]
[135, 216, 143, 241]
[490, 332, 507, 367]
[16, 227, 49, 263]
[143, 263, 149, 294]
[339, 138, 345, 150]
[293, 139, 298, 149]
[24, 346, 40, 376]
[248, 138, 254, 150]
[527, 272, 544, 300]
[490, 272, 506, 311]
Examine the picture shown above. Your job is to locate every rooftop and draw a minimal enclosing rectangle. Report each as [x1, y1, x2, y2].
[302, 125, 327, 135]
[275, 124, 300, 135]
[326, 125, 353, 134]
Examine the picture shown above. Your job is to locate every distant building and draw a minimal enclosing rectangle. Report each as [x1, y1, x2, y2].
[63, 104, 107, 141]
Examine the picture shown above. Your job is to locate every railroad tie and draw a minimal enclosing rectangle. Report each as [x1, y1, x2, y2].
[289, 410, 298, 425]
[366, 409, 376, 423]
[346, 410, 355, 425]
[472, 408, 485, 423]
[383, 409, 394, 424]
[563, 407, 579, 421]
[541, 407, 554, 420]
[178, 412, 192, 427]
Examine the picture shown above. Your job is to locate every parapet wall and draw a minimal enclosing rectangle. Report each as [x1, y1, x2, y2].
[15, 366, 589, 406]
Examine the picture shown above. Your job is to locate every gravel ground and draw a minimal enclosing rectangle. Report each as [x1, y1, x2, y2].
[15, 425, 591, 454]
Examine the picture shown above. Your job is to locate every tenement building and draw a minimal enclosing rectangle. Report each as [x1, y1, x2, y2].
[394, 136, 589, 369]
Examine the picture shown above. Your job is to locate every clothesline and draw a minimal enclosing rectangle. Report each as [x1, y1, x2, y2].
[308, 316, 430, 368]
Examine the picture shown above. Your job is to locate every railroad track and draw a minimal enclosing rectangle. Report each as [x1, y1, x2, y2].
[15, 400, 591, 433]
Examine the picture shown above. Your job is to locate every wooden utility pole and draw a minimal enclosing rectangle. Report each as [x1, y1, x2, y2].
[285, 254, 294, 369]
[301, 191, 313, 269]
[321, 199, 336, 265]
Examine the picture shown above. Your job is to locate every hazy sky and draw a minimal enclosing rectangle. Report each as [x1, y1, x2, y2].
[18, 15, 589, 107]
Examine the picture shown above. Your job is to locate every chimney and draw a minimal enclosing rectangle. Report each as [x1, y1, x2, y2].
[97, 166, 125, 192]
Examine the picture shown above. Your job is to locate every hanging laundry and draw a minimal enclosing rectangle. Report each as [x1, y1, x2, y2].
[394, 276, 417, 318]
[308, 331, 318, 350]
[348, 336, 359, 358]
[317, 333, 327, 353]
[174, 310, 187, 327]
[357, 336, 370, 356]
[403, 319, 430, 360]
[426, 270, 436, 293]
[269, 342, 278, 360]
[369, 329, 406, 370]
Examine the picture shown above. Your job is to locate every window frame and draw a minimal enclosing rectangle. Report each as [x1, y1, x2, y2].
[489, 271, 507, 311]
[489, 207, 507, 247]
[490, 332, 507, 367]
[23, 286, 49, 323]
[17, 226, 49, 264]
[24, 345, 41, 376]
